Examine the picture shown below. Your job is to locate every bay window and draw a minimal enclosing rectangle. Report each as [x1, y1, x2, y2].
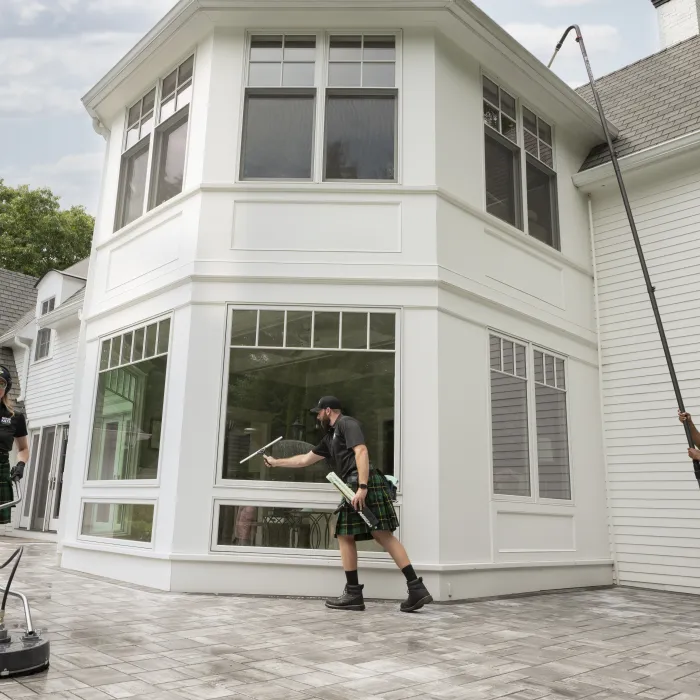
[115, 55, 194, 231]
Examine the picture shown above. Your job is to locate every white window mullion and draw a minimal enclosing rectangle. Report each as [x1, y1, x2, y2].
[142, 81, 161, 215]
[527, 344, 540, 502]
[314, 32, 327, 182]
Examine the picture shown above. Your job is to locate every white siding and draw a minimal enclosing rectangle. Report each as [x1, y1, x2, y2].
[24, 324, 80, 423]
[593, 165, 700, 594]
[657, 0, 700, 49]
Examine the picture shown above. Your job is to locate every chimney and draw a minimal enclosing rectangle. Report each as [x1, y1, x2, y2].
[653, 0, 700, 48]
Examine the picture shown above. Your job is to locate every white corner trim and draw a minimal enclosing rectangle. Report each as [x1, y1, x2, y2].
[573, 129, 700, 191]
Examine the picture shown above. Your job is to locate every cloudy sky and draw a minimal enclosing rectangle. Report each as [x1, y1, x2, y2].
[1, 0, 660, 214]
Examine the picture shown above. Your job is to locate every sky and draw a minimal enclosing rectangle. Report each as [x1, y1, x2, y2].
[0, 0, 661, 214]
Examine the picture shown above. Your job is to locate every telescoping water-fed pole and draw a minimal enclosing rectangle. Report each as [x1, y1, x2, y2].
[548, 26, 700, 488]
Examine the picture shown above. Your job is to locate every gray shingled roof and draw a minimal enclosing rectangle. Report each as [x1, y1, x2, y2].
[0, 268, 37, 335]
[577, 34, 700, 171]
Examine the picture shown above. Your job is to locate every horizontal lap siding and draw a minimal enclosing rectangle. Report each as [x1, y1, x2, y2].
[593, 170, 700, 594]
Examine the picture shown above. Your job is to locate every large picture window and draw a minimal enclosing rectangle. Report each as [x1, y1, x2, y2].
[115, 55, 193, 231]
[241, 33, 398, 182]
[489, 334, 571, 501]
[483, 76, 560, 250]
[87, 319, 171, 481]
[81, 502, 155, 545]
[222, 308, 397, 483]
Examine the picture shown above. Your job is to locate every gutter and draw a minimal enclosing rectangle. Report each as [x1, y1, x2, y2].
[37, 296, 85, 330]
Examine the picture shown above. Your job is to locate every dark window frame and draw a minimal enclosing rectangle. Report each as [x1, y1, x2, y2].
[485, 126, 523, 231]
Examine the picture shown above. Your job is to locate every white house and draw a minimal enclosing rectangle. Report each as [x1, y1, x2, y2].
[57, 0, 619, 601]
[577, 0, 700, 595]
[0, 260, 88, 536]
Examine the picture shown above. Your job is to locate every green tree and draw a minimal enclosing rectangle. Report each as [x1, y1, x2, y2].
[0, 180, 94, 277]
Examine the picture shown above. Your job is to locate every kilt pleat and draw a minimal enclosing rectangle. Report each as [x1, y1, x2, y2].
[336, 471, 399, 542]
[0, 459, 13, 525]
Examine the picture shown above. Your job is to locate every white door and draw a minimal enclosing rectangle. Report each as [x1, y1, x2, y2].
[47, 425, 69, 532]
[30, 426, 56, 531]
[19, 431, 41, 530]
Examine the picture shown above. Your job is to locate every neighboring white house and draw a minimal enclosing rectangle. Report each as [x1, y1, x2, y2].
[57, 0, 616, 601]
[0, 260, 88, 536]
[576, 0, 700, 595]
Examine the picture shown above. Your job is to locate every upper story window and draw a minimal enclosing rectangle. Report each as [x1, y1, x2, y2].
[115, 55, 194, 231]
[35, 329, 51, 361]
[40, 297, 55, 316]
[483, 76, 560, 250]
[240, 33, 398, 182]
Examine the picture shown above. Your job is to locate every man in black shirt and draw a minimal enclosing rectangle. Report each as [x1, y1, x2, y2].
[265, 396, 432, 613]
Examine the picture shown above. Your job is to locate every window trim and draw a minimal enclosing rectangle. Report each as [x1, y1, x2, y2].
[238, 30, 402, 185]
[484, 127, 523, 232]
[114, 51, 196, 232]
[487, 330, 574, 506]
[83, 314, 174, 488]
[525, 153, 560, 251]
[34, 328, 52, 363]
[40, 297, 56, 317]
[77, 498, 158, 550]
[482, 73, 560, 251]
[215, 304, 402, 494]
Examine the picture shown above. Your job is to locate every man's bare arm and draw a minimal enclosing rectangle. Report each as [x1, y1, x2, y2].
[265, 451, 325, 469]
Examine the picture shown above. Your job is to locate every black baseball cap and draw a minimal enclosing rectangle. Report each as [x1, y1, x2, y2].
[310, 396, 342, 414]
[0, 366, 11, 393]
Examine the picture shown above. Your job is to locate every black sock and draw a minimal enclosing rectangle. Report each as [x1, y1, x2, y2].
[402, 565, 418, 583]
[345, 570, 359, 586]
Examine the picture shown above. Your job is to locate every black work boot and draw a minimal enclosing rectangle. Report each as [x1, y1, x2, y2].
[400, 577, 433, 612]
[325, 584, 365, 611]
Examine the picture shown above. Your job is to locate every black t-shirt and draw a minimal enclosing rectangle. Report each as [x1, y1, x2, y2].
[312, 415, 366, 480]
[0, 404, 27, 457]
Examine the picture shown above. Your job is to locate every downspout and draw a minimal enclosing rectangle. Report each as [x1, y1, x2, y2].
[588, 195, 618, 586]
[13, 337, 31, 404]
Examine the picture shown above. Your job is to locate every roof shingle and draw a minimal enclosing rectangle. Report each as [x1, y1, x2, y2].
[0, 268, 37, 336]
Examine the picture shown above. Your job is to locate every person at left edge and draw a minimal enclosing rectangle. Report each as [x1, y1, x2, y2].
[0, 366, 28, 525]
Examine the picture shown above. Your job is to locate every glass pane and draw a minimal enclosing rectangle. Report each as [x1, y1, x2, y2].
[284, 36, 316, 61]
[523, 107, 537, 135]
[53, 428, 69, 519]
[110, 336, 121, 368]
[23, 434, 40, 518]
[364, 36, 395, 60]
[125, 125, 140, 150]
[121, 332, 133, 365]
[178, 56, 194, 85]
[142, 89, 156, 116]
[342, 312, 367, 350]
[241, 95, 315, 179]
[152, 116, 188, 208]
[363, 62, 395, 88]
[489, 336, 501, 371]
[231, 310, 258, 347]
[485, 134, 519, 228]
[545, 354, 555, 387]
[286, 311, 312, 348]
[248, 62, 281, 87]
[516, 344, 527, 378]
[223, 348, 395, 481]
[163, 70, 177, 99]
[370, 313, 395, 350]
[250, 36, 283, 62]
[556, 358, 566, 390]
[500, 90, 516, 119]
[484, 102, 499, 131]
[313, 312, 340, 348]
[534, 351, 544, 384]
[87, 355, 168, 481]
[119, 141, 149, 228]
[217, 504, 382, 551]
[100, 340, 111, 372]
[258, 311, 285, 347]
[282, 62, 315, 87]
[160, 95, 175, 122]
[527, 161, 556, 248]
[176, 83, 192, 110]
[325, 95, 395, 180]
[127, 103, 140, 128]
[144, 324, 158, 358]
[502, 341, 514, 375]
[140, 112, 154, 139]
[501, 116, 517, 144]
[539, 119, 552, 146]
[328, 62, 361, 87]
[31, 427, 55, 528]
[329, 36, 362, 61]
[491, 371, 530, 496]
[483, 76, 499, 107]
[81, 503, 155, 543]
[133, 328, 145, 362]
[157, 319, 170, 354]
[540, 144, 554, 169]
[524, 131, 538, 157]
[536, 385, 571, 500]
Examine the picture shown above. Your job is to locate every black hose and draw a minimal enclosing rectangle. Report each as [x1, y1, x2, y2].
[549, 26, 700, 488]
[0, 546, 23, 613]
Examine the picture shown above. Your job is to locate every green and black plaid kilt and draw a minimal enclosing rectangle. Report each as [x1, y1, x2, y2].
[335, 471, 399, 542]
[0, 458, 13, 525]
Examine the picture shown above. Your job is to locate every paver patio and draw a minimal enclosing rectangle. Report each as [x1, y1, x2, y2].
[1, 539, 700, 700]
